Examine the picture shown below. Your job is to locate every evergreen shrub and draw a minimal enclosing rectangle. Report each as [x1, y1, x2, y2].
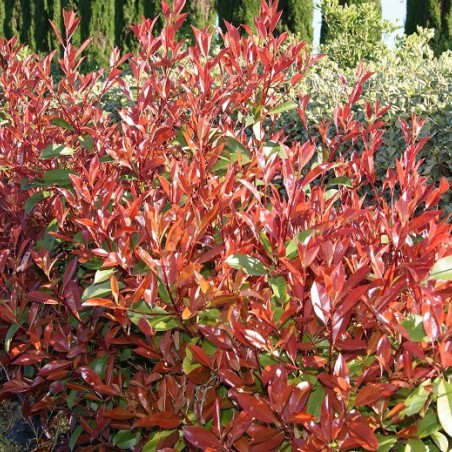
[0, 2, 451, 450]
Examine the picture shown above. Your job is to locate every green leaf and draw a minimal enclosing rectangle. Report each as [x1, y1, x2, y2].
[418, 411, 441, 438]
[128, 306, 180, 331]
[429, 255, 452, 281]
[89, 355, 108, 379]
[43, 169, 78, 186]
[402, 385, 429, 417]
[79, 134, 94, 151]
[99, 154, 115, 163]
[39, 144, 75, 159]
[259, 230, 273, 255]
[376, 434, 397, 452]
[69, 425, 83, 451]
[93, 268, 117, 284]
[268, 100, 298, 115]
[25, 191, 52, 214]
[143, 430, 177, 452]
[327, 176, 353, 188]
[401, 314, 427, 342]
[5, 323, 19, 353]
[82, 280, 125, 302]
[43, 219, 59, 251]
[404, 439, 426, 452]
[224, 135, 251, 164]
[113, 430, 140, 450]
[431, 431, 449, 452]
[437, 378, 452, 437]
[270, 276, 289, 304]
[66, 390, 77, 410]
[286, 230, 314, 260]
[306, 387, 325, 417]
[50, 117, 75, 130]
[225, 254, 268, 276]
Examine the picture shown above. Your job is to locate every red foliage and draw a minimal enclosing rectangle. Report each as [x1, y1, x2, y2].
[0, 1, 451, 450]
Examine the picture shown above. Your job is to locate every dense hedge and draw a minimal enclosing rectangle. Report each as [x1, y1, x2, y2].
[1, 2, 452, 451]
[277, 28, 452, 211]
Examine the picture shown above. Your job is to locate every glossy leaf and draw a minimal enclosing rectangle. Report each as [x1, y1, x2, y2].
[112, 430, 140, 450]
[437, 379, 452, 437]
[225, 254, 268, 276]
[39, 144, 75, 159]
[429, 256, 452, 281]
[268, 100, 298, 115]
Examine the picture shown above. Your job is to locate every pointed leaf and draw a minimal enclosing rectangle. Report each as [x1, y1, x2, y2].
[50, 117, 75, 130]
[437, 379, 452, 437]
[183, 427, 222, 449]
[40, 144, 75, 159]
[429, 256, 452, 281]
[225, 254, 268, 276]
[25, 191, 52, 214]
[268, 100, 298, 115]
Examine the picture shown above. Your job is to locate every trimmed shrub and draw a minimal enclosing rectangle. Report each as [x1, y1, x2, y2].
[0, 2, 451, 451]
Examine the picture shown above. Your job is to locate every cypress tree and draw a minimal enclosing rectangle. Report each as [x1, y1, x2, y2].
[4, 0, 23, 39]
[405, 0, 441, 35]
[405, 0, 451, 52]
[20, 0, 35, 49]
[276, 0, 314, 43]
[115, 0, 145, 52]
[216, 0, 261, 34]
[79, 0, 115, 68]
[188, 0, 216, 30]
[0, 1, 4, 38]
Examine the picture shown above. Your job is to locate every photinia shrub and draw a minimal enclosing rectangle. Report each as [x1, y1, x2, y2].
[0, 1, 451, 450]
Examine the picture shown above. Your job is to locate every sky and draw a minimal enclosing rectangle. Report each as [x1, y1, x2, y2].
[313, 0, 407, 48]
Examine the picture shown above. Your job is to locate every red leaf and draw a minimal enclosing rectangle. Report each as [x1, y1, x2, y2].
[13, 350, 47, 365]
[183, 427, 222, 449]
[355, 383, 397, 406]
[103, 408, 135, 420]
[290, 412, 316, 424]
[82, 298, 117, 308]
[347, 419, 378, 451]
[233, 392, 279, 425]
[80, 367, 103, 387]
[134, 411, 181, 428]
[62, 258, 78, 292]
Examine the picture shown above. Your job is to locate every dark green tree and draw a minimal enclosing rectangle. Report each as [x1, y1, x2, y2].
[216, 0, 261, 34]
[79, 0, 115, 67]
[4, 0, 23, 40]
[276, 0, 314, 43]
[0, 1, 4, 37]
[115, 0, 145, 52]
[405, 0, 451, 52]
[187, 0, 216, 30]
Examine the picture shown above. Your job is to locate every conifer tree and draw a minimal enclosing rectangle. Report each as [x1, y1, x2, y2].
[79, 0, 115, 68]
[405, 0, 451, 52]
[115, 0, 145, 52]
[276, 0, 314, 43]
[216, 0, 260, 34]
[4, 0, 23, 40]
[188, 0, 216, 30]
[0, 1, 4, 38]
